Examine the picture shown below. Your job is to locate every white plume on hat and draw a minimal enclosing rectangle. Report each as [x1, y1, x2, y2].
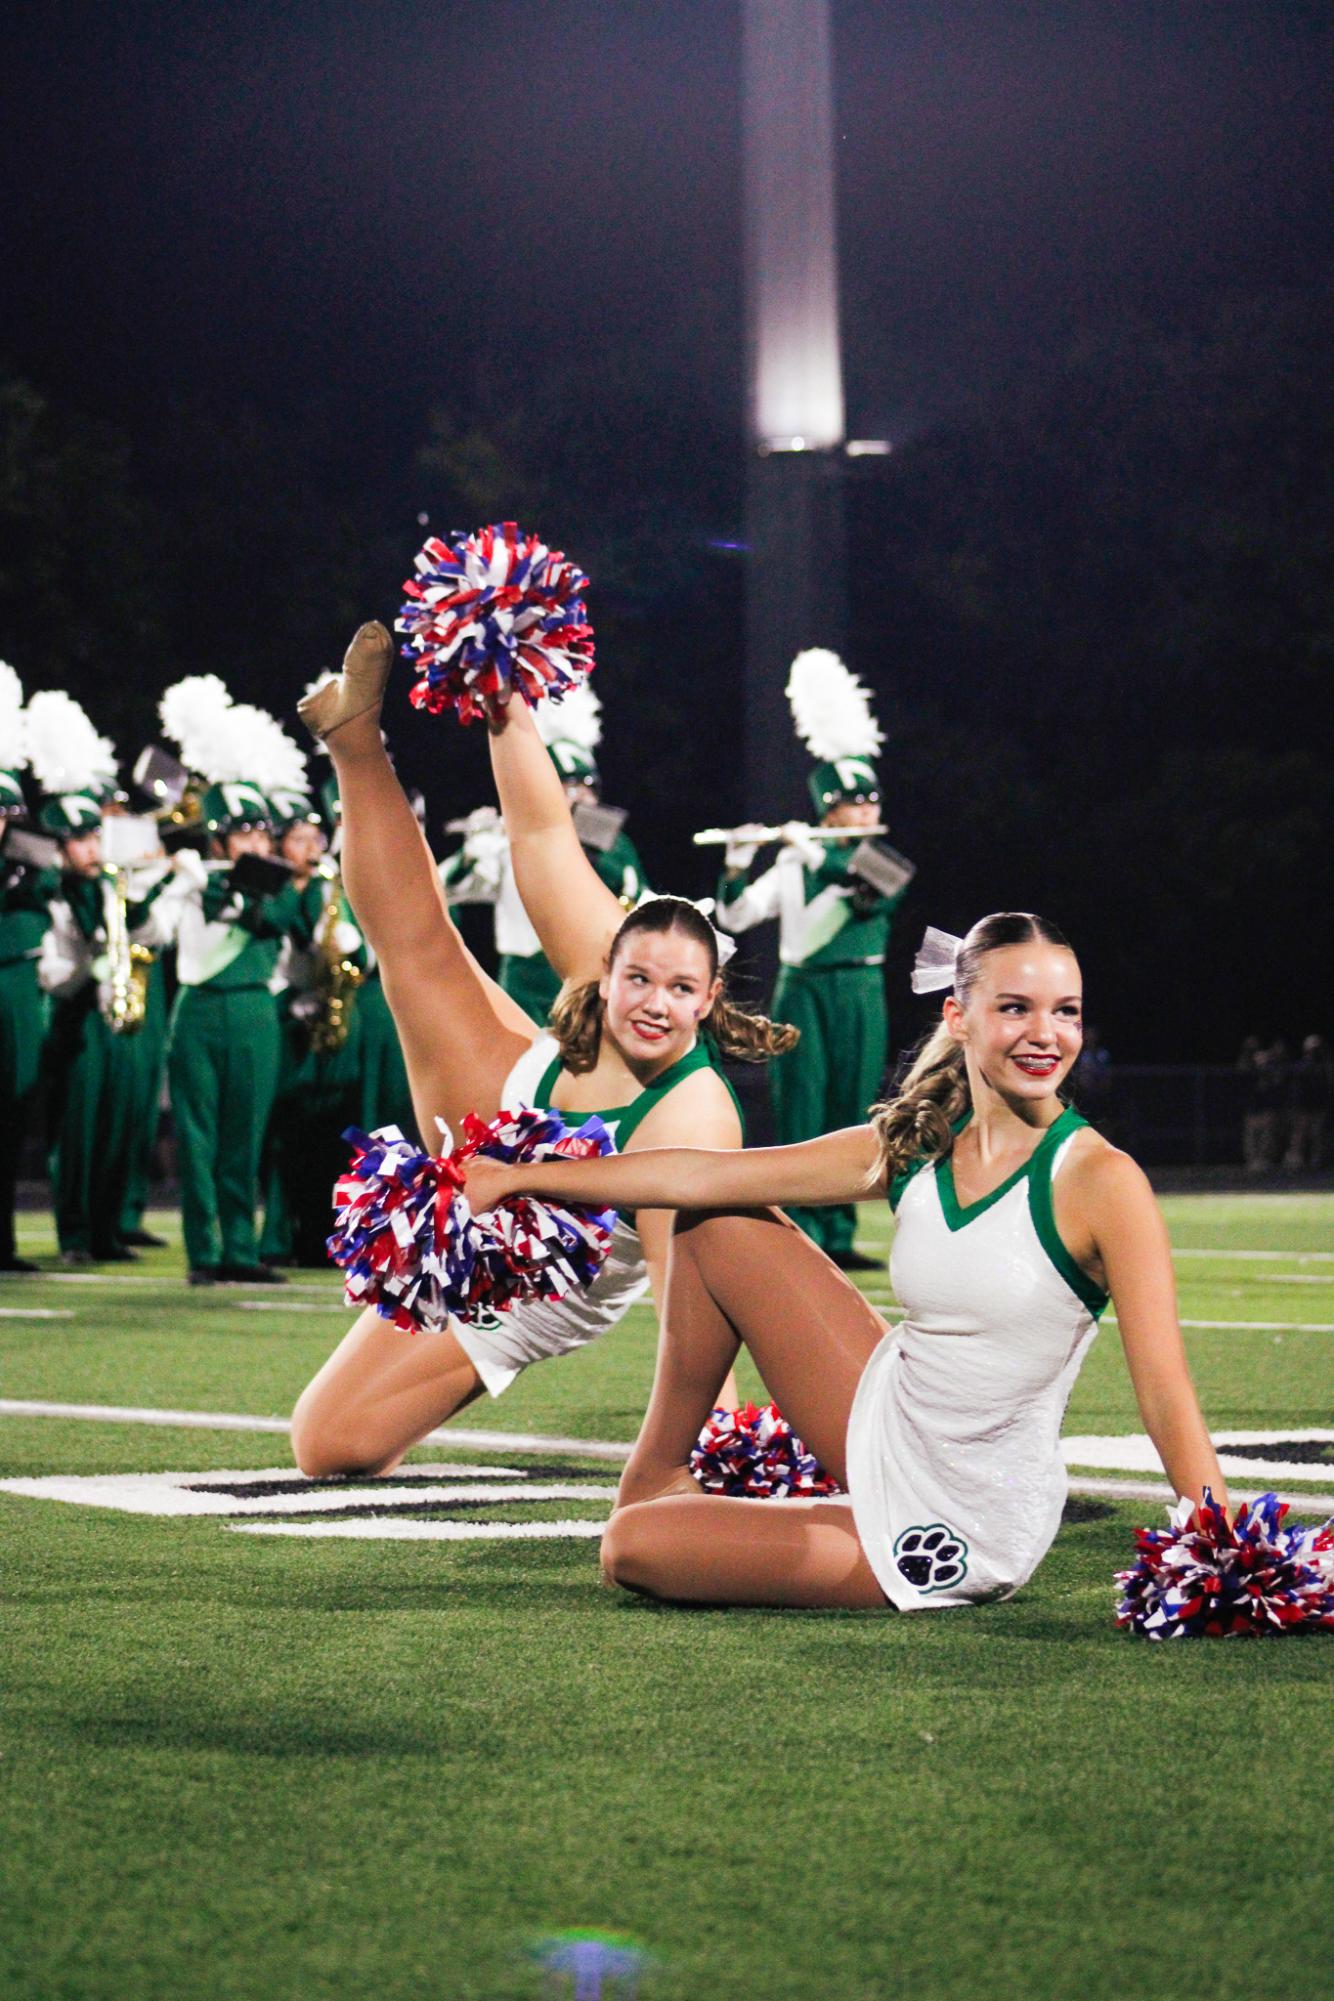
[0, 660, 27, 769]
[785, 649, 884, 762]
[160, 674, 235, 776]
[205, 702, 309, 793]
[25, 690, 118, 796]
[535, 679, 602, 752]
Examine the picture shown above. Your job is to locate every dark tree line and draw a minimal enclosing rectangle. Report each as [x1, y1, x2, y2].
[2, 287, 1330, 1059]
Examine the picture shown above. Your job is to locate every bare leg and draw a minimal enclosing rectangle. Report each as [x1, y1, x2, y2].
[290, 1305, 487, 1477]
[301, 622, 533, 1138]
[601, 1209, 890, 1609]
[290, 624, 533, 1478]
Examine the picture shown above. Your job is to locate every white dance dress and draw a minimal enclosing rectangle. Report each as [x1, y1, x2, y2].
[451, 1033, 738, 1395]
[845, 1107, 1109, 1610]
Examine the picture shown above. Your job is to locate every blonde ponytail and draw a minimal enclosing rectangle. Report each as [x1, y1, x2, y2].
[868, 1021, 969, 1185]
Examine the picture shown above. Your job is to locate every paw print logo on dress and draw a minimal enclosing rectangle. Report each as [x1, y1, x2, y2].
[893, 1523, 968, 1593]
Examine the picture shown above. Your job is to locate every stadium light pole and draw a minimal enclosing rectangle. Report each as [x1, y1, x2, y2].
[741, 0, 847, 821]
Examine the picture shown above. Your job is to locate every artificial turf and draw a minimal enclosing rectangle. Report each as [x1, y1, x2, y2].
[1, 1196, 1331, 2001]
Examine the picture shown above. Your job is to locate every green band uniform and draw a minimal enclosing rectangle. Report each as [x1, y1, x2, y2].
[168, 861, 314, 1274]
[718, 843, 904, 1254]
[0, 859, 55, 1264]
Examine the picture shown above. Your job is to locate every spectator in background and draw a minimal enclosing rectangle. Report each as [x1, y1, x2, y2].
[1285, 1035, 1331, 1172]
[1240, 1037, 1286, 1173]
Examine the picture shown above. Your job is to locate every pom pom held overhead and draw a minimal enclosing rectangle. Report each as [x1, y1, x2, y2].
[396, 522, 594, 726]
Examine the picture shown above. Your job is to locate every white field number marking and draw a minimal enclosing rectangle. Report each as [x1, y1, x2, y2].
[0, 1462, 619, 1541]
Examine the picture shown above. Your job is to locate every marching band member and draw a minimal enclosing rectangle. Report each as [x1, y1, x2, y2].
[716, 650, 910, 1270]
[259, 783, 370, 1267]
[0, 665, 51, 1271]
[160, 682, 316, 1285]
[28, 693, 180, 1264]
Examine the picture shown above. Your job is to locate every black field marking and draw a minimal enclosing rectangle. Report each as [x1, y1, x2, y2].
[1213, 1440, 1334, 1466]
[1061, 1497, 1116, 1524]
[246, 1497, 612, 1522]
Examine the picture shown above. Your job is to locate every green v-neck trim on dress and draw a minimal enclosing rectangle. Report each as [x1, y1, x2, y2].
[936, 1105, 1081, 1230]
[533, 1038, 740, 1147]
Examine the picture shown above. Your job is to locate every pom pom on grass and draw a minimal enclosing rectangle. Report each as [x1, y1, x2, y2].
[328, 1108, 615, 1334]
[1115, 1488, 1334, 1639]
[396, 521, 593, 725]
[690, 1402, 841, 1499]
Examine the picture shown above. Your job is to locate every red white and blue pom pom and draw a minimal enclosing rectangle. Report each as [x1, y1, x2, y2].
[1115, 1488, 1334, 1639]
[690, 1402, 841, 1499]
[396, 522, 594, 726]
[327, 1108, 615, 1334]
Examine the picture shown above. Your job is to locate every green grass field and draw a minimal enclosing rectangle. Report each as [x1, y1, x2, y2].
[2, 1195, 1331, 2001]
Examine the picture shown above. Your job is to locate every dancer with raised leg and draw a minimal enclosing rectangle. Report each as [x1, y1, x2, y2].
[291, 621, 793, 1478]
[465, 912, 1231, 1612]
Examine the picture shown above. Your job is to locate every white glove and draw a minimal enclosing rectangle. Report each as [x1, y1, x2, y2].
[169, 848, 209, 891]
[780, 821, 826, 871]
[724, 823, 769, 871]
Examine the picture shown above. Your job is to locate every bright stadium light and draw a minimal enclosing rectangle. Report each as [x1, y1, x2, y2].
[743, 0, 845, 451]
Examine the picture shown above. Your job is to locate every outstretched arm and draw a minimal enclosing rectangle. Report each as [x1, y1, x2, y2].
[1081, 1150, 1229, 1511]
[486, 697, 623, 982]
[465, 1122, 886, 1218]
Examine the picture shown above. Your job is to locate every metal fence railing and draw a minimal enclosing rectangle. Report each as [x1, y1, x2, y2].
[1067, 1063, 1324, 1169]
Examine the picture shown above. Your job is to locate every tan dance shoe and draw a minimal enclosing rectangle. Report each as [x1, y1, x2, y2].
[297, 621, 395, 741]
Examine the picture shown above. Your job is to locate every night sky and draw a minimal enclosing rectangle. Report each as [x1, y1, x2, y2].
[6, 1, 1330, 447]
[4, 2, 1332, 1069]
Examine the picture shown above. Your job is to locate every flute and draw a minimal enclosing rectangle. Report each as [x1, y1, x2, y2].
[693, 824, 887, 847]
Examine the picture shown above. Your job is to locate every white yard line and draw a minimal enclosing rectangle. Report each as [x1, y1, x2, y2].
[0, 1398, 633, 1461]
[1171, 1248, 1334, 1262]
[1056, 1474, 1334, 1510]
[0, 1309, 73, 1320]
[3, 1400, 1331, 1511]
[230, 1519, 609, 1541]
[1104, 1316, 1334, 1333]
[6, 1273, 340, 1292]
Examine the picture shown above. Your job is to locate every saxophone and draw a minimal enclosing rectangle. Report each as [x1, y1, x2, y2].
[310, 868, 364, 1055]
[101, 866, 152, 1036]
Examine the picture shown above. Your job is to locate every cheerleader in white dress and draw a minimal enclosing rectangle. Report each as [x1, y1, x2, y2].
[288, 625, 793, 1478]
[468, 911, 1229, 1610]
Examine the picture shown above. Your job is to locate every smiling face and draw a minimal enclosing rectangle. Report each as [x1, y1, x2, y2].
[944, 941, 1084, 1109]
[599, 924, 721, 1070]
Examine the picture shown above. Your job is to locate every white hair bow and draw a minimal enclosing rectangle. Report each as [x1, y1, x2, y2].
[910, 926, 964, 994]
[691, 897, 738, 968]
[630, 890, 737, 968]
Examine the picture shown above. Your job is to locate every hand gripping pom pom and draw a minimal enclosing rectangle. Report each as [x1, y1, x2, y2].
[690, 1403, 841, 1499]
[1115, 1488, 1334, 1639]
[327, 1110, 616, 1334]
[396, 522, 594, 726]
